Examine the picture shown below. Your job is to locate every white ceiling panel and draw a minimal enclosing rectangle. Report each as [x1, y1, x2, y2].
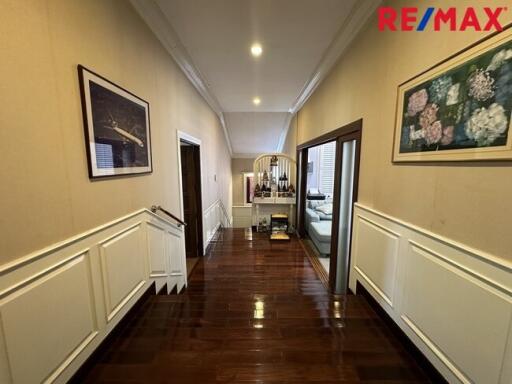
[225, 112, 290, 155]
[156, 0, 356, 112]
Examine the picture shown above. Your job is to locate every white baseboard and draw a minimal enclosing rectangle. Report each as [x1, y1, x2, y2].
[0, 209, 187, 383]
[350, 203, 512, 384]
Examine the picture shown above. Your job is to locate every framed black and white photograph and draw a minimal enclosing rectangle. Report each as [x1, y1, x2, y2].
[78, 65, 152, 178]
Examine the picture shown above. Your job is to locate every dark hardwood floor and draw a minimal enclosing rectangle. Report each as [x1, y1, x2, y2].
[77, 229, 432, 383]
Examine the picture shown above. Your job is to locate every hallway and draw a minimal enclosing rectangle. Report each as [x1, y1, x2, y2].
[78, 229, 431, 383]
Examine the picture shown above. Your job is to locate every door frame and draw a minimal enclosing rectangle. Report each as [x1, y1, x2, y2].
[176, 130, 205, 256]
[296, 119, 362, 292]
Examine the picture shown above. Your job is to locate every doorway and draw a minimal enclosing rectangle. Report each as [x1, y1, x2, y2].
[297, 119, 361, 294]
[179, 138, 204, 263]
[303, 140, 336, 276]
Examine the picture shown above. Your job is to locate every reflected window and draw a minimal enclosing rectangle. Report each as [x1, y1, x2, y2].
[254, 300, 264, 319]
[95, 143, 114, 168]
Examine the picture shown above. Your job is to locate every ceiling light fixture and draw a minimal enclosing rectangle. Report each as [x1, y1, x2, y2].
[251, 43, 263, 57]
[253, 97, 261, 106]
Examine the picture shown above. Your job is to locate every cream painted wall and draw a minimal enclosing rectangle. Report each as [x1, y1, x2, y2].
[0, 0, 232, 264]
[282, 115, 298, 161]
[296, 0, 512, 261]
[232, 158, 255, 206]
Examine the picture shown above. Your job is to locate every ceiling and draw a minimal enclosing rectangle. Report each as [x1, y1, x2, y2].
[224, 112, 290, 155]
[131, 0, 379, 156]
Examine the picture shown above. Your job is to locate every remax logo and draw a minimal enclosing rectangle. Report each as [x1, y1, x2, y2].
[378, 7, 508, 31]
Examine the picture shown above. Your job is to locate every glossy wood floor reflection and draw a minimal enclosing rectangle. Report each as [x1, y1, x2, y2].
[79, 229, 432, 383]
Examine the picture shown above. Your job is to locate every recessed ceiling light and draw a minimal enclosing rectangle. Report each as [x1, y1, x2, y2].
[253, 97, 261, 105]
[251, 43, 263, 57]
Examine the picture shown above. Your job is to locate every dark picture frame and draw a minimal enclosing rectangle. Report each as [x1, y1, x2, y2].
[78, 65, 153, 178]
[243, 172, 254, 206]
[392, 25, 512, 162]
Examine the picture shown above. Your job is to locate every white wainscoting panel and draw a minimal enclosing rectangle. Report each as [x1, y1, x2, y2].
[166, 228, 187, 293]
[353, 217, 399, 308]
[99, 224, 146, 322]
[203, 199, 230, 253]
[0, 209, 187, 383]
[349, 204, 512, 384]
[0, 253, 96, 383]
[147, 222, 167, 277]
[402, 242, 511, 384]
[146, 221, 168, 293]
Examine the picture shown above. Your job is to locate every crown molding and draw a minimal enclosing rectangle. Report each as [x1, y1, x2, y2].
[276, 112, 294, 153]
[288, 0, 381, 115]
[232, 153, 262, 159]
[218, 112, 233, 155]
[129, 0, 233, 156]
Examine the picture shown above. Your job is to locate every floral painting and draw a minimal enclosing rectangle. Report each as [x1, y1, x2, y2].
[393, 30, 512, 162]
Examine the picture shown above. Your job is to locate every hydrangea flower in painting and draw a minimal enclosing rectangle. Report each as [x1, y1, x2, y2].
[467, 69, 495, 101]
[419, 103, 439, 129]
[441, 126, 454, 145]
[429, 76, 452, 103]
[407, 89, 428, 116]
[495, 63, 512, 106]
[424, 121, 443, 145]
[408, 125, 424, 141]
[487, 49, 512, 71]
[446, 83, 460, 106]
[465, 103, 508, 146]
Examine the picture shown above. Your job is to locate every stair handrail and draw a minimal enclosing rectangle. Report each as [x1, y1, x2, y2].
[150, 205, 187, 228]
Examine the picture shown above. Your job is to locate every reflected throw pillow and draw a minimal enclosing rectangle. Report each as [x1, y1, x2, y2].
[316, 203, 333, 215]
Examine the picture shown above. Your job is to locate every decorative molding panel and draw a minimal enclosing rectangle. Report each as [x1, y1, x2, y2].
[146, 213, 187, 294]
[99, 224, 146, 322]
[166, 228, 186, 293]
[203, 199, 230, 253]
[350, 204, 512, 384]
[147, 222, 167, 277]
[167, 230, 183, 275]
[352, 216, 399, 307]
[0, 209, 186, 383]
[402, 242, 511, 384]
[0, 252, 97, 383]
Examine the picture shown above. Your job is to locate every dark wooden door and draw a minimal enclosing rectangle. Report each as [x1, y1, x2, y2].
[180, 143, 203, 258]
